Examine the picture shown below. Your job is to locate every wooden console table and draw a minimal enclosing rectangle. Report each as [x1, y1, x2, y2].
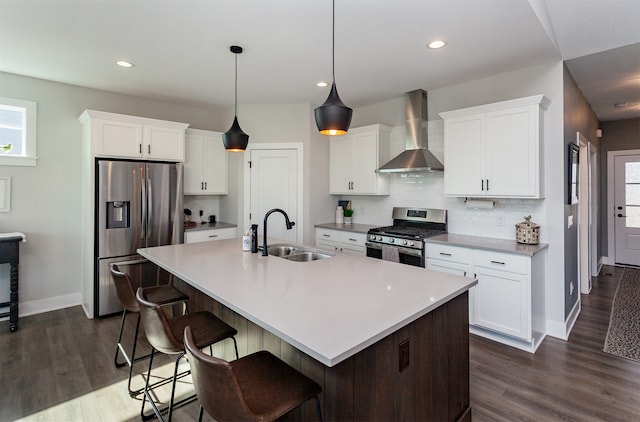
[0, 233, 25, 332]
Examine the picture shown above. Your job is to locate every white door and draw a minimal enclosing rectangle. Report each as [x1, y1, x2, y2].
[249, 148, 298, 243]
[614, 154, 640, 266]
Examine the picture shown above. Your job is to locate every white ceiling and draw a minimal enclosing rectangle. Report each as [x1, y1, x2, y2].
[1, 0, 639, 121]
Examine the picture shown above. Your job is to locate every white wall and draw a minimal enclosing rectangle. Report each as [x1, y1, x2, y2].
[345, 61, 569, 336]
[0, 72, 226, 317]
[219, 103, 334, 243]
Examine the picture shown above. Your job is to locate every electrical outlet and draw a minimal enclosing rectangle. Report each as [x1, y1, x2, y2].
[497, 215, 505, 226]
[570, 281, 575, 295]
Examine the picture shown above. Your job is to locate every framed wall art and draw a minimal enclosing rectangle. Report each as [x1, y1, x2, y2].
[568, 143, 579, 205]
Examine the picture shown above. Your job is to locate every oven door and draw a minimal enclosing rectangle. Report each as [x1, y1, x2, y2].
[366, 242, 424, 267]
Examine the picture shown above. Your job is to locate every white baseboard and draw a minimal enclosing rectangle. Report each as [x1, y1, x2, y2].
[0, 293, 82, 321]
[602, 255, 615, 266]
[546, 299, 581, 340]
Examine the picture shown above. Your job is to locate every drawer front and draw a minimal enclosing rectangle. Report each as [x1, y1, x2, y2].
[185, 227, 236, 244]
[339, 231, 367, 247]
[426, 243, 470, 264]
[473, 250, 529, 275]
[316, 228, 340, 242]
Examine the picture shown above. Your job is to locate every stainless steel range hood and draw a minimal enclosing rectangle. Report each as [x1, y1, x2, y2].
[376, 89, 444, 173]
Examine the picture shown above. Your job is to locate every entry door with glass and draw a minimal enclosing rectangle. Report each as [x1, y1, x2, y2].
[614, 154, 640, 266]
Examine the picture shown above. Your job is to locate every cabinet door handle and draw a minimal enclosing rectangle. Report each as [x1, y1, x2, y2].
[208, 234, 218, 238]
[204, 182, 207, 190]
[201, 182, 204, 190]
[490, 260, 505, 265]
[348, 238, 357, 242]
[148, 145, 151, 154]
[617, 213, 626, 218]
[463, 271, 467, 277]
[323, 234, 331, 237]
[486, 179, 490, 191]
[439, 252, 452, 256]
[139, 144, 142, 154]
[481, 180, 484, 191]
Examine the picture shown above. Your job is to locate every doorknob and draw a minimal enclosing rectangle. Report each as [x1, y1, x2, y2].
[617, 214, 627, 218]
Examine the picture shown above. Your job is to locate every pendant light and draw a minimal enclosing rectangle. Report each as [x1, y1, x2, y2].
[314, 0, 352, 136]
[222, 45, 249, 152]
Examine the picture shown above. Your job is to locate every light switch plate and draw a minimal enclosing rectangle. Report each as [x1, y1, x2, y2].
[568, 215, 574, 228]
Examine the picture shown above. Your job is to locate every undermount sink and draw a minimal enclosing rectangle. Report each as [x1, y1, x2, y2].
[267, 243, 333, 262]
[267, 245, 297, 257]
[283, 251, 332, 262]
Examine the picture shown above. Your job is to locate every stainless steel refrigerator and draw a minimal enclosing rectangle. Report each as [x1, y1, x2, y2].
[95, 160, 183, 317]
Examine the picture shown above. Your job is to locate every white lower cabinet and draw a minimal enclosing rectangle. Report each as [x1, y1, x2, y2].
[315, 228, 367, 255]
[426, 242, 545, 352]
[185, 227, 236, 244]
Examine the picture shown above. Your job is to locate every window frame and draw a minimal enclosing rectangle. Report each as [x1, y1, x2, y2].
[0, 96, 38, 167]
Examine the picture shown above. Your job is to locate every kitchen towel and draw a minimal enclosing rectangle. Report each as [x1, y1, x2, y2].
[464, 199, 495, 209]
[382, 245, 399, 263]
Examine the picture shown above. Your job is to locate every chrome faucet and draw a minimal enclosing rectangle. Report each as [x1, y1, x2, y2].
[262, 208, 295, 256]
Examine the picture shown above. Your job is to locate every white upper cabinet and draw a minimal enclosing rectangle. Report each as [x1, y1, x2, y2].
[79, 110, 188, 161]
[184, 129, 228, 195]
[329, 124, 391, 195]
[440, 95, 549, 198]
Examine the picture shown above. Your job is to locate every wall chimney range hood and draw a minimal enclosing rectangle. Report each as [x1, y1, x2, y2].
[376, 89, 444, 173]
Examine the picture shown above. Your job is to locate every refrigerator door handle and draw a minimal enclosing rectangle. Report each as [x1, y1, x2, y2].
[146, 174, 153, 239]
[140, 166, 147, 240]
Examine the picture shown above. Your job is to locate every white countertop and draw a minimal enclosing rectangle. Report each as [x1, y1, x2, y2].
[138, 238, 476, 367]
[315, 222, 378, 234]
[426, 233, 548, 256]
[184, 222, 237, 233]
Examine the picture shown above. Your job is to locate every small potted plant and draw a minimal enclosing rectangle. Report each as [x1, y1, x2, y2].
[343, 208, 354, 224]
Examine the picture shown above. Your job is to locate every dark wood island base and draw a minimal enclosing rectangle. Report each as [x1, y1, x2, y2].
[174, 278, 471, 422]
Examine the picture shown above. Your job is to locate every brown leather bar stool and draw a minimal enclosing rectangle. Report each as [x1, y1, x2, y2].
[184, 326, 323, 422]
[136, 287, 239, 422]
[110, 262, 189, 396]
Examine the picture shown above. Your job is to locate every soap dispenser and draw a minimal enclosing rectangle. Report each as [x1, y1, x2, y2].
[250, 224, 259, 253]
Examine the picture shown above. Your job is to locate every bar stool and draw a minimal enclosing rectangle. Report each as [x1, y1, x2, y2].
[136, 287, 239, 422]
[110, 262, 189, 396]
[184, 326, 323, 422]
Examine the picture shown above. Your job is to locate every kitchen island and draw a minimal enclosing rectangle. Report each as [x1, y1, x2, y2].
[139, 238, 476, 421]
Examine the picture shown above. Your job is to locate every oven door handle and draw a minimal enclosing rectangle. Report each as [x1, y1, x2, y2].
[366, 242, 423, 257]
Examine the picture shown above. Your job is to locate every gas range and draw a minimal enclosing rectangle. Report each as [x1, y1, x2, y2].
[366, 207, 447, 267]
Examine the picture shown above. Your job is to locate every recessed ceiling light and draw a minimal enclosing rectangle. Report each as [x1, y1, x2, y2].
[316, 81, 328, 87]
[116, 60, 134, 68]
[614, 102, 628, 108]
[427, 40, 446, 49]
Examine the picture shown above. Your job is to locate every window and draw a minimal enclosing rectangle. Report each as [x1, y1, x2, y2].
[0, 97, 37, 166]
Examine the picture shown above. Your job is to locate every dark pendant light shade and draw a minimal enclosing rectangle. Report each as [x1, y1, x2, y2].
[315, 82, 352, 136]
[222, 116, 249, 152]
[314, 0, 352, 136]
[223, 45, 249, 152]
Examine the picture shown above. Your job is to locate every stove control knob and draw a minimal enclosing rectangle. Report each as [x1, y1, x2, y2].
[389, 238, 394, 243]
[376, 236, 382, 241]
[369, 235, 375, 241]
[408, 241, 414, 247]
[402, 240, 408, 245]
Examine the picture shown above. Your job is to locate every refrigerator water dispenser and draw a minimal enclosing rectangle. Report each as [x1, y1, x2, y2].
[106, 201, 130, 229]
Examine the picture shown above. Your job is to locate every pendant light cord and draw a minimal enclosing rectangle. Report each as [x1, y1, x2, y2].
[234, 52, 238, 116]
[332, 0, 335, 83]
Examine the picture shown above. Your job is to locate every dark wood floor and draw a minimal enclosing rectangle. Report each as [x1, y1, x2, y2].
[1, 265, 639, 421]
